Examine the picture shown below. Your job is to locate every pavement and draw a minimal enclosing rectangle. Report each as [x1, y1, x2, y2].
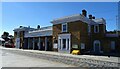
[0, 46, 120, 67]
[1, 46, 119, 63]
[1, 49, 75, 67]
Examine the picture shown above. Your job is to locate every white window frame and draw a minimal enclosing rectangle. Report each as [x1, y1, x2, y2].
[58, 34, 71, 53]
[88, 25, 91, 33]
[62, 23, 67, 32]
[94, 25, 99, 33]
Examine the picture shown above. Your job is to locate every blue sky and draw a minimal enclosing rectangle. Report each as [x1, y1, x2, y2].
[1, 2, 118, 35]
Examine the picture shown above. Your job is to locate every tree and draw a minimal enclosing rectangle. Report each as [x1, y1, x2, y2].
[9, 35, 14, 43]
[1, 32, 9, 41]
[9, 35, 14, 39]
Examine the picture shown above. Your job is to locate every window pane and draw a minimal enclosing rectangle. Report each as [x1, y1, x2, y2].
[63, 25, 66, 31]
[63, 39, 66, 49]
[62, 24, 67, 32]
[95, 26, 98, 32]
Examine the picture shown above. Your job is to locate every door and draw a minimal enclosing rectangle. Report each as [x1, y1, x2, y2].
[58, 34, 71, 53]
[94, 43, 100, 53]
[62, 39, 66, 49]
[94, 40, 101, 53]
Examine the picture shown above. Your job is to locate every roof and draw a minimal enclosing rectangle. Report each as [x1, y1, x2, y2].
[29, 26, 52, 33]
[24, 30, 52, 37]
[51, 14, 106, 25]
[92, 18, 106, 25]
[24, 26, 52, 37]
[51, 14, 96, 25]
[13, 26, 35, 32]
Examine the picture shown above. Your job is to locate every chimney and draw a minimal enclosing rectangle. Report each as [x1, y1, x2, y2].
[92, 16, 95, 19]
[82, 9, 87, 17]
[37, 25, 40, 29]
[28, 26, 30, 28]
[89, 14, 92, 19]
[19, 26, 22, 28]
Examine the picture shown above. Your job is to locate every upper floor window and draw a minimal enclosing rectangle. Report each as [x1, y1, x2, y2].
[62, 23, 67, 32]
[94, 25, 99, 33]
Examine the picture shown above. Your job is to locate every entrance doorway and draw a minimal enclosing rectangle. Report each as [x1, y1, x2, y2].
[58, 34, 71, 53]
[93, 40, 101, 53]
[63, 39, 66, 49]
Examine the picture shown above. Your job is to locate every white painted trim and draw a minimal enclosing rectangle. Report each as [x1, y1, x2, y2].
[93, 40, 101, 52]
[58, 34, 71, 53]
[62, 23, 67, 32]
[61, 39, 63, 50]
[66, 39, 68, 50]
[58, 34, 71, 37]
[69, 37, 71, 53]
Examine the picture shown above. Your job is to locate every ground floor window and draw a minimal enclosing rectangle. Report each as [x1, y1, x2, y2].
[93, 40, 101, 52]
[111, 41, 115, 50]
[81, 43, 85, 49]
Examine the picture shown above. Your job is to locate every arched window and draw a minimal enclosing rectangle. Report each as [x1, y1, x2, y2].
[93, 40, 101, 52]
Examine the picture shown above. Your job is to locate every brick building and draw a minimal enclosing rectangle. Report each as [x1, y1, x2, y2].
[13, 10, 120, 55]
[13, 26, 53, 51]
[51, 10, 120, 55]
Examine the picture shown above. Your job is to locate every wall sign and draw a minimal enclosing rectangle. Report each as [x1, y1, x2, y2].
[72, 44, 78, 49]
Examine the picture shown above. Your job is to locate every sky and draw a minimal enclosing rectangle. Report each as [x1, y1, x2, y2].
[1, 2, 119, 36]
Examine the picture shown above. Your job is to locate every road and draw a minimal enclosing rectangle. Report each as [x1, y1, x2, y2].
[1, 49, 75, 67]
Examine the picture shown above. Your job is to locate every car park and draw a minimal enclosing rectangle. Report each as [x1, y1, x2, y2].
[4, 41, 15, 48]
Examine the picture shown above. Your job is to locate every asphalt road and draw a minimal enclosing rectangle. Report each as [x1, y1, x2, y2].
[1, 49, 75, 67]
